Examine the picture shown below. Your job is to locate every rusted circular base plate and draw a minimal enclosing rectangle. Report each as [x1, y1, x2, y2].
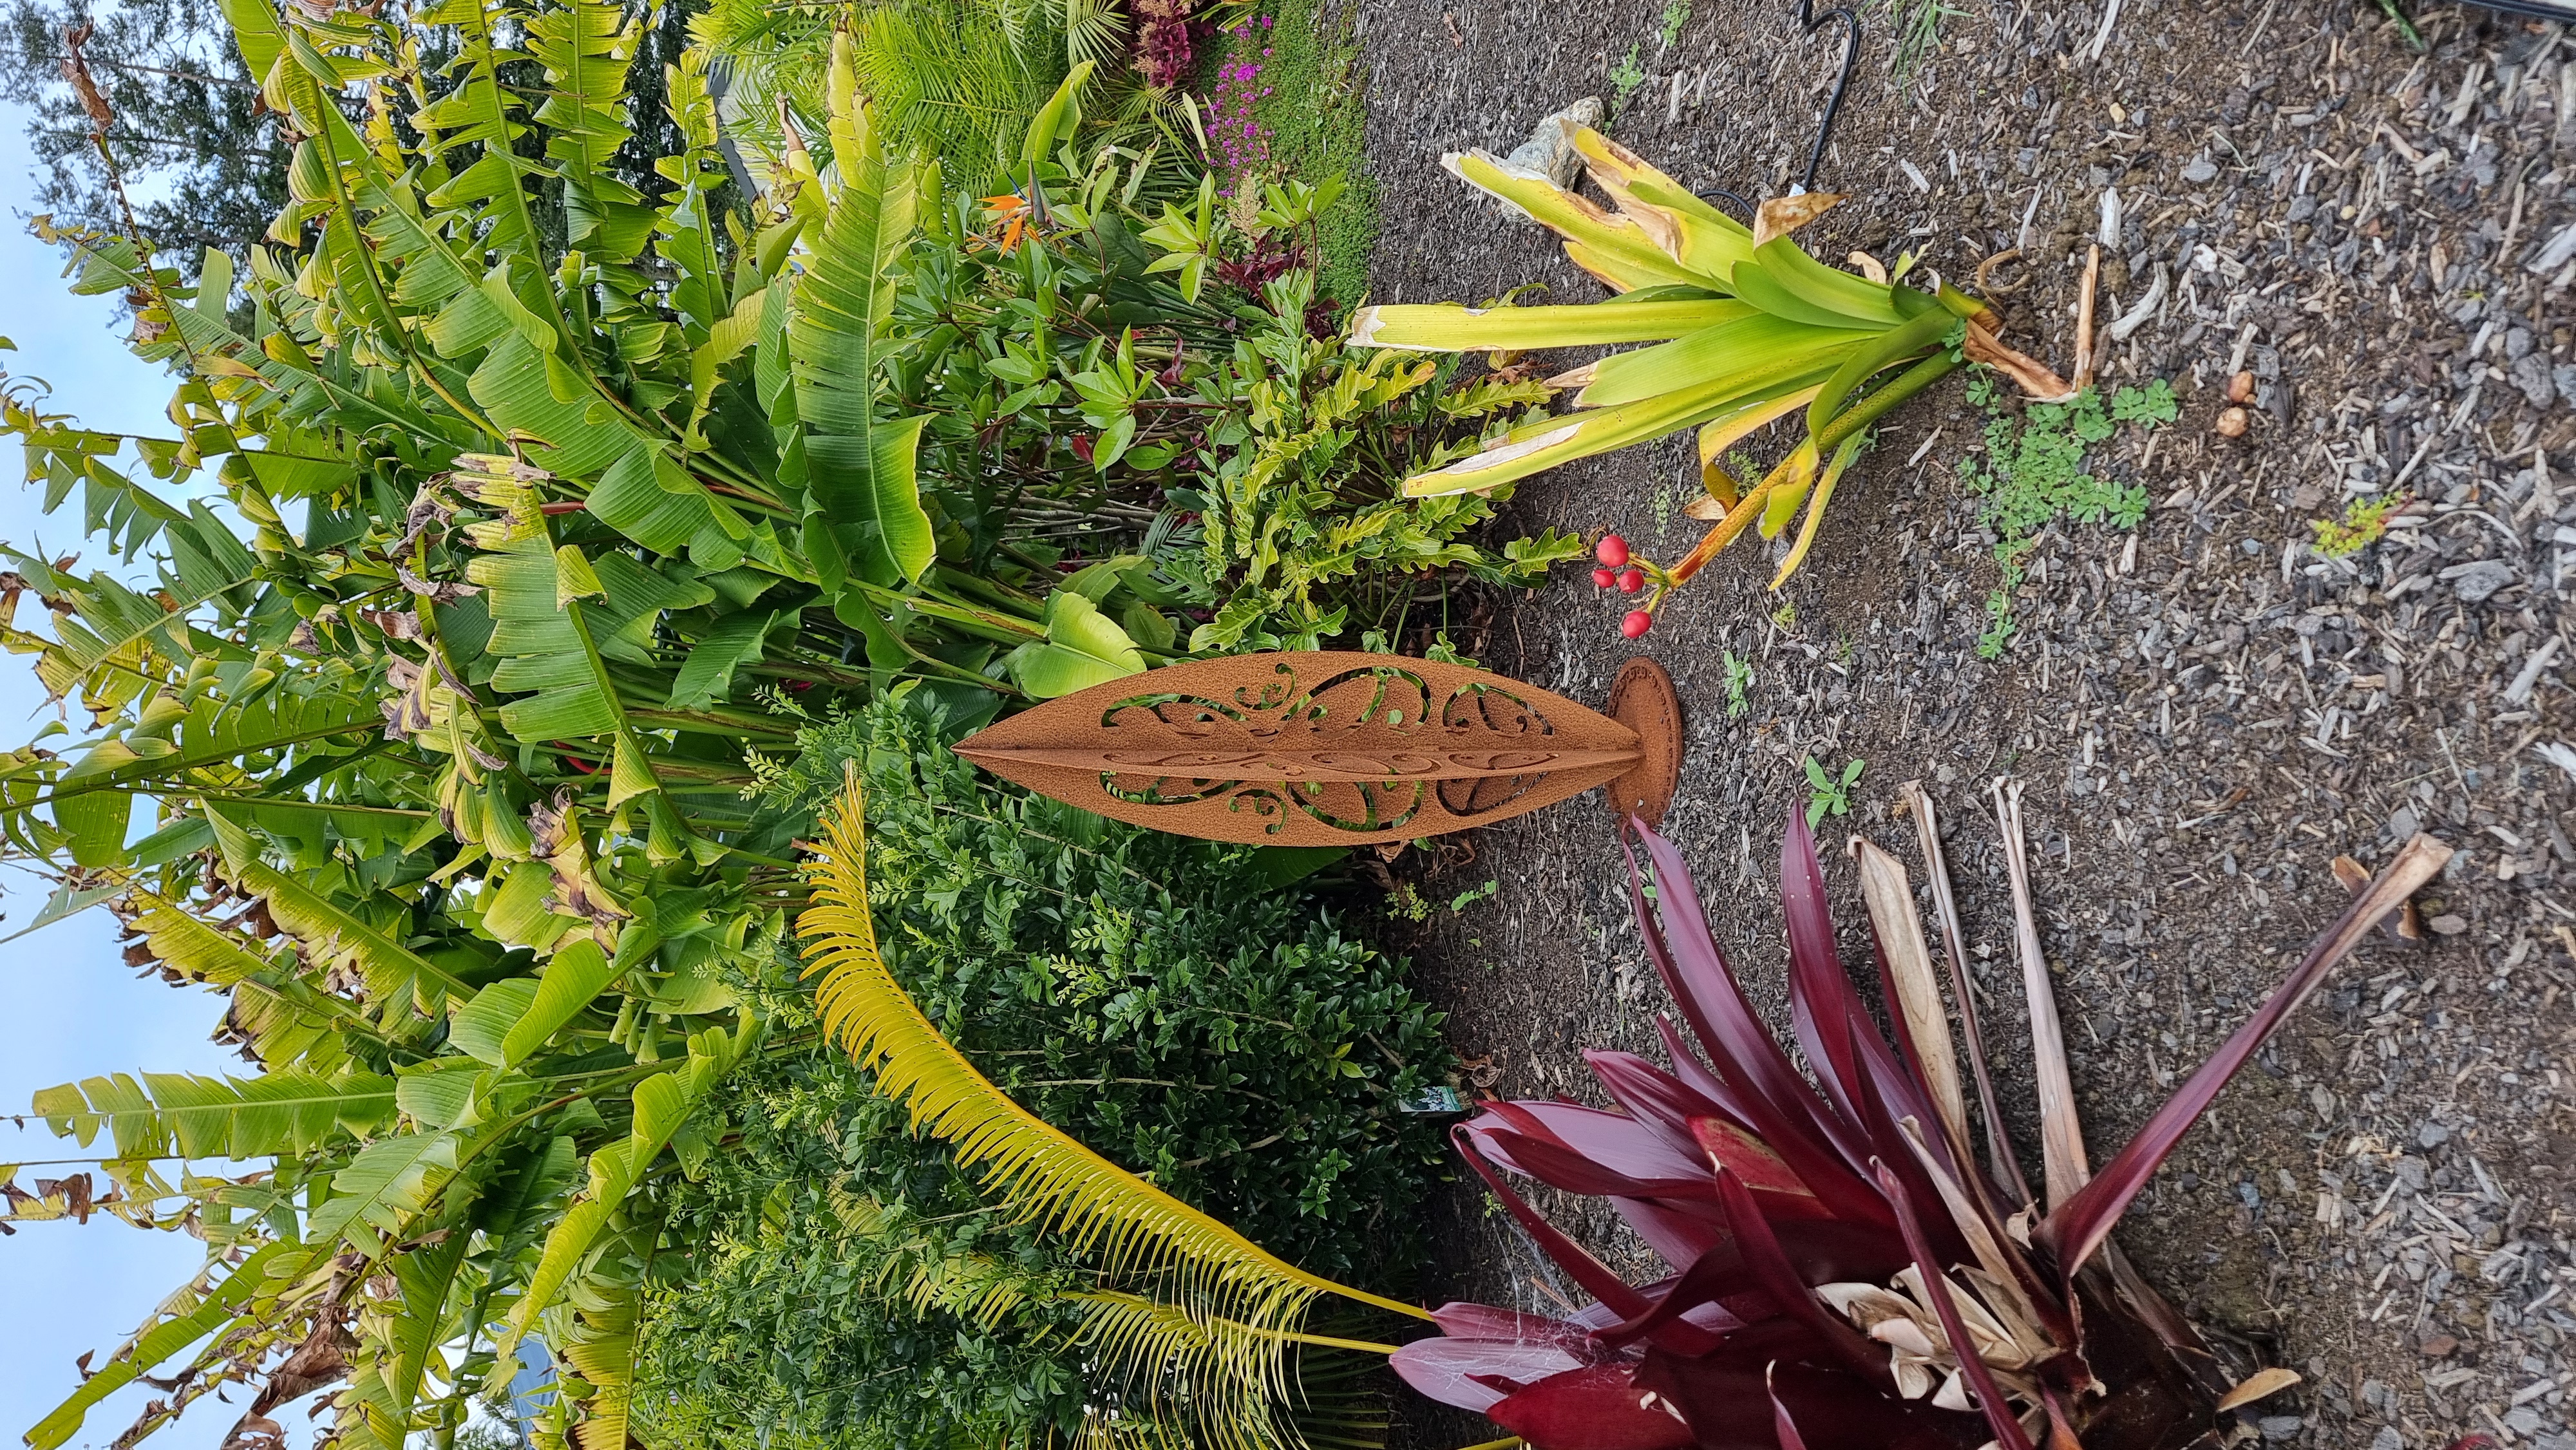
[1604, 657, 1683, 828]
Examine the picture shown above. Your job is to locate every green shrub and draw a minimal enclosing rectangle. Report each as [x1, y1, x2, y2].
[637, 692, 1455, 1448]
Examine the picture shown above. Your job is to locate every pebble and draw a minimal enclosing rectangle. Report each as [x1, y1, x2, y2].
[2510, 354, 2556, 407]
[2422, 1334, 2461, 1357]
[2258, 1415, 2303, 1440]
[2429, 914, 2470, 935]
[2371, 1431, 2403, 1450]
[2182, 156, 2219, 184]
[2419, 1122, 2451, 1148]
[2439, 560, 2515, 604]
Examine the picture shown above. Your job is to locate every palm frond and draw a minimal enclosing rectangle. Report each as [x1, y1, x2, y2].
[851, 0, 1058, 195]
[1066, 1290, 1398, 1450]
[799, 775, 1428, 1450]
[1063, 0, 1130, 70]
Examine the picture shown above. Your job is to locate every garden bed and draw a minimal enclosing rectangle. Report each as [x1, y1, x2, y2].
[1352, 4, 2576, 1448]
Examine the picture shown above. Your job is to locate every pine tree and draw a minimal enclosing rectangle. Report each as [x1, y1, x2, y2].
[1, 0, 289, 271]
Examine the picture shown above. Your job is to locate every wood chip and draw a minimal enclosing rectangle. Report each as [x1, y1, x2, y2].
[2215, 1367, 2303, 1411]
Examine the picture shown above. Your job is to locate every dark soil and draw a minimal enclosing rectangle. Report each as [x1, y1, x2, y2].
[1351, 3, 2576, 1447]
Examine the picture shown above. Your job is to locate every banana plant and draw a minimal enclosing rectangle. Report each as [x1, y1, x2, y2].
[0, 7, 1055, 1447]
[1347, 126, 2079, 617]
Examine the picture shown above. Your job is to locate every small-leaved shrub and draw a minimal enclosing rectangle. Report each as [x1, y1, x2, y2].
[2312, 491, 2407, 560]
[1958, 375, 2175, 656]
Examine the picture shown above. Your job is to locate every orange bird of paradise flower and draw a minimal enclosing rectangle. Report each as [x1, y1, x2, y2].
[980, 193, 1034, 254]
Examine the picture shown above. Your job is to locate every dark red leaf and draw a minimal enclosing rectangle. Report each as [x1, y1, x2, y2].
[1595, 1238, 1764, 1350]
[1766, 1362, 1990, 1449]
[1454, 1125, 1653, 1320]
[1768, 1219, 1915, 1288]
[1478, 1128, 1723, 1201]
[1839, 1019, 1978, 1270]
[1629, 1353, 1777, 1450]
[1432, 1302, 1595, 1346]
[2036, 834, 2451, 1277]
[1625, 828, 1886, 1215]
[1768, 1371, 1812, 1450]
[1712, 1167, 1893, 1389]
[1778, 813, 1873, 1125]
[1638, 1360, 1783, 1450]
[1588, 1050, 1745, 1156]
[1391, 1337, 1589, 1413]
[1469, 1100, 1711, 1183]
[1686, 1117, 1828, 1211]
[1612, 1195, 1731, 1273]
[1625, 828, 1846, 1149]
[1487, 1364, 1696, 1450]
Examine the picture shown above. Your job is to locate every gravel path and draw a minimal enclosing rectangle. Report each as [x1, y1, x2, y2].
[1352, 3, 2576, 1446]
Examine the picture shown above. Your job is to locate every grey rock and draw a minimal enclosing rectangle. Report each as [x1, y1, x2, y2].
[2390, 805, 2419, 839]
[2556, 362, 2576, 406]
[2257, 1416, 2302, 1440]
[2506, 1407, 2547, 1436]
[2182, 156, 2219, 184]
[2369, 1429, 2403, 1450]
[2441, 559, 2516, 603]
[1501, 97, 1604, 190]
[2511, 352, 2557, 408]
[2420, 1121, 2451, 1148]
[2508, 326, 2535, 361]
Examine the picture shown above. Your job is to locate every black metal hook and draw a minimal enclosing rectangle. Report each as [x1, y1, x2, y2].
[1696, 1, 1862, 216]
[1789, 0, 1861, 195]
[1695, 188, 1757, 223]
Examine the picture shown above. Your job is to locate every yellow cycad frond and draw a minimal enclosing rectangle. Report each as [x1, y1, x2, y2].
[797, 777, 1427, 1450]
[1065, 1290, 1402, 1450]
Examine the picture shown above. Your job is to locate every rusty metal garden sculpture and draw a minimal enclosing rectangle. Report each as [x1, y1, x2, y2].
[954, 652, 1681, 845]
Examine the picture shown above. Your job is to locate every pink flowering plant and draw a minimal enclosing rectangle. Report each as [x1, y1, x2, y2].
[1202, 12, 1277, 182]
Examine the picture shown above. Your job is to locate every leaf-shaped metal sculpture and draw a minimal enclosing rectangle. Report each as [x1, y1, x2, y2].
[955, 652, 1650, 845]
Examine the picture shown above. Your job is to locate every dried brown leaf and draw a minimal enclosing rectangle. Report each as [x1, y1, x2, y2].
[2214, 1367, 2302, 1411]
[1991, 778, 2090, 1210]
[2333, 853, 2424, 940]
[1853, 838, 1968, 1149]
[1752, 192, 1846, 248]
[2069, 245, 2100, 391]
[1962, 325, 2078, 404]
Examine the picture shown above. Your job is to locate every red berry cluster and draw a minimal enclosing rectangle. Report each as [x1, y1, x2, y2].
[1590, 534, 1651, 639]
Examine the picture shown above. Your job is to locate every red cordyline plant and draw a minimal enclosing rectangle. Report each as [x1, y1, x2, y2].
[1395, 790, 2450, 1450]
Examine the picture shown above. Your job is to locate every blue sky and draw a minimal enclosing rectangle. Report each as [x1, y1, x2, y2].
[0, 99, 283, 1450]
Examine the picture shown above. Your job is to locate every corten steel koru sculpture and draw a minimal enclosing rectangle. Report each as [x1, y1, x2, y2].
[955, 652, 1679, 846]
